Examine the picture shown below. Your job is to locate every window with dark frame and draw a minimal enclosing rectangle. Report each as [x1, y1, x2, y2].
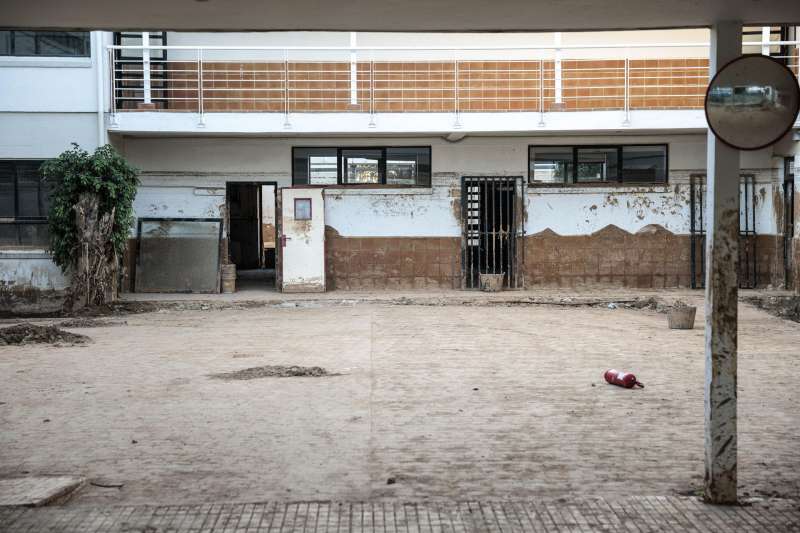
[0, 160, 54, 247]
[0, 31, 91, 57]
[529, 144, 668, 185]
[294, 198, 312, 220]
[292, 147, 431, 187]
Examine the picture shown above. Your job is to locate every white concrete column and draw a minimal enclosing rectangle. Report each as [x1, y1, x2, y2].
[142, 31, 152, 105]
[704, 19, 742, 505]
[349, 32, 358, 106]
[554, 32, 563, 106]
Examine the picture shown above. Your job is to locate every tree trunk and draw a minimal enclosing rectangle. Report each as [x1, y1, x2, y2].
[67, 193, 117, 311]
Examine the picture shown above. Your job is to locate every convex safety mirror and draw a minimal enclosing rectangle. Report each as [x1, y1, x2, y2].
[705, 54, 800, 150]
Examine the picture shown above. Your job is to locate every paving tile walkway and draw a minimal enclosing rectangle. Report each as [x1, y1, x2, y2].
[1, 497, 798, 532]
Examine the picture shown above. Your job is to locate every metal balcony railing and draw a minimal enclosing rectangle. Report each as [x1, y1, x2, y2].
[107, 42, 800, 124]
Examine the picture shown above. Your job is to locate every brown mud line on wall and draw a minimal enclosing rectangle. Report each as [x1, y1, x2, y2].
[523, 223, 783, 289]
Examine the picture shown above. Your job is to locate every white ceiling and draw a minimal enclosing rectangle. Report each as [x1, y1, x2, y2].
[3, 0, 800, 32]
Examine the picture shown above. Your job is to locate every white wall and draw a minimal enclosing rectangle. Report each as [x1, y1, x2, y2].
[0, 32, 107, 292]
[0, 113, 100, 158]
[0, 58, 97, 112]
[0, 251, 68, 290]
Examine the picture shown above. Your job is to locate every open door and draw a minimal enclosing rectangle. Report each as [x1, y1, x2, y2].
[277, 188, 326, 293]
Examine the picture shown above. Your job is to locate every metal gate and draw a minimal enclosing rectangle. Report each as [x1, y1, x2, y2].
[689, 174, 757, 289]
[461, 176, 524, 289]
[784, 158, 795, 290]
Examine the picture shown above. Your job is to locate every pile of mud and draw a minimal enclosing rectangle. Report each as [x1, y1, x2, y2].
[210, 365, 331, 380]
[59, 318, 127, 328]
[744, 295, 800, 323]
[0, 323, 91, 346]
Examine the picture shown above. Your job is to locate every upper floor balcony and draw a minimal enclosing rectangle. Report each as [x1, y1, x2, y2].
[106, 38, 800, 135]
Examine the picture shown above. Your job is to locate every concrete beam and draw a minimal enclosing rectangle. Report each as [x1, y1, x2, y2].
[703, 19, 742, 505]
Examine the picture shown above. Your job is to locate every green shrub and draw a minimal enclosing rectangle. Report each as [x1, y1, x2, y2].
[41, 143, 139, 274]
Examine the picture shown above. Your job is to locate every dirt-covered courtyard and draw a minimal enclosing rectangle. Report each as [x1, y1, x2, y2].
[0, 291, 798, 506]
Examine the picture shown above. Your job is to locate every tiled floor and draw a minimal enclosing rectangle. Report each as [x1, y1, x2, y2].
[1, 497, 798, 532]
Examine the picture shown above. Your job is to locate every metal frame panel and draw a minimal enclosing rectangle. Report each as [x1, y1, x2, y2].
[461, 175, 524, 290]
[135, 217, 223, 293]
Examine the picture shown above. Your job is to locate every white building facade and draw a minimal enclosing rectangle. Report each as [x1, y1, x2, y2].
[1, 28, 798, 305]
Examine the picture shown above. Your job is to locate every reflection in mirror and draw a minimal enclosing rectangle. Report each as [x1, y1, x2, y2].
[705, 55, 800, 150]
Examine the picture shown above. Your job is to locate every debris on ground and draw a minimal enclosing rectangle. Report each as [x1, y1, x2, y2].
[230, 352, 264, 359]
[59, 318, 127, 328]
[0, 323, 91, 346]
[209, 365, 332, 380]
[90, 481, 124, 489]
[743, 295, 800, 323]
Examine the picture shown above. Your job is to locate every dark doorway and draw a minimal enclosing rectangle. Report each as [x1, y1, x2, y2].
[461, 176, 524, 289]
[226, 182, 277, 289]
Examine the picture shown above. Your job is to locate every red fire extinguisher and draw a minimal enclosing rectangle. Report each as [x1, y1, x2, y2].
[604, 369, 644, 389]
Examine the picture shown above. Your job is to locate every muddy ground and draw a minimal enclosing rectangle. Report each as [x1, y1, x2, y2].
[0, 294, 797, 507]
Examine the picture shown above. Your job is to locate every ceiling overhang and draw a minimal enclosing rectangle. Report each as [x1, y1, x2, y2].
[3, 0, 800, 32]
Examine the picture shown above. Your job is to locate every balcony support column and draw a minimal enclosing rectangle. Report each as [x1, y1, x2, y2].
[703, 19, 742, 506]
[349, 32, 358, 107]
[142, 31, 151, 106]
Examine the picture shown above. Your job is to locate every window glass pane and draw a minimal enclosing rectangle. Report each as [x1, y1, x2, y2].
[13, 31, 36, 56]
[17, 163, 46, 218]
[622, 145, 667, 183]
[36, 32, 90, 57]
[1, 30, 89, 57]
[576, 147, 618, 182]
[530, 147, 573, 183]
[0, 32, 11, 55]
[341, 149, 382, 184]
[0, 162, 15, 218]
[386, 147, 431, 186]
[292, 148, 337, 185]
[0, 224, 18, 246]
[17, 222, 50, 247]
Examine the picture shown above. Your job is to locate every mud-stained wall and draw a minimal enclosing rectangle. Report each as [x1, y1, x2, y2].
[117, 134, 792, 291]
[325, 228, 460, 290]
[0, 251, 68, 314]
